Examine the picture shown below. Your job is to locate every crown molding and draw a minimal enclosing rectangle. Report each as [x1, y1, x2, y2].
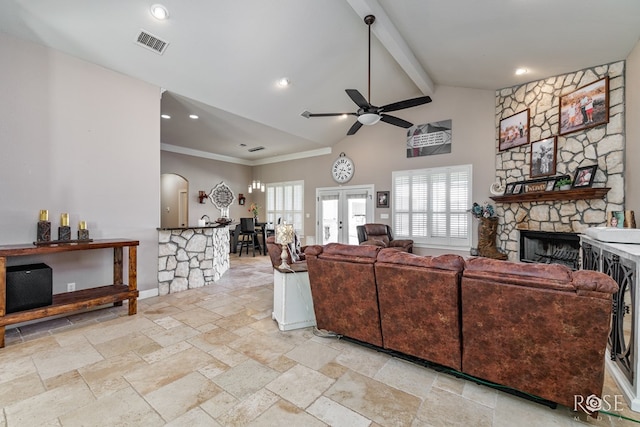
[161, 143, 332, 166]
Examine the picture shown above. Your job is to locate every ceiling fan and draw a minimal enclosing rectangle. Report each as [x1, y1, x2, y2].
[301, 14, 432, 136]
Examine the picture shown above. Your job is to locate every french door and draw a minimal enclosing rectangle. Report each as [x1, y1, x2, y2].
[316, 185, 374, 245]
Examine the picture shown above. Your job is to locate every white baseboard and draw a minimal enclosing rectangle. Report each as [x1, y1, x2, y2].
[138, 288, 159, 300]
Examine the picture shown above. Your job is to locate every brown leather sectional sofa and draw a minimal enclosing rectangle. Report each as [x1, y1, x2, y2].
[304, 243, 618, 414]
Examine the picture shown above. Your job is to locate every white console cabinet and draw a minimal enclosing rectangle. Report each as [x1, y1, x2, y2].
[581, 235, 640, 411]
[272, 265, 316, 331]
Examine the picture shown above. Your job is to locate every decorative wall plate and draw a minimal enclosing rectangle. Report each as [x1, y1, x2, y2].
[209, 181, 235, 214]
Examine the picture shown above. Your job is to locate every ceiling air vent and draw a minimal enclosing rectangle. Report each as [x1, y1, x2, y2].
[135, 30, 169, 55]
[248, 146, 265, 152]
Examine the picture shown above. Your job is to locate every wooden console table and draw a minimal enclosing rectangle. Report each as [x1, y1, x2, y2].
[0, 238, 139, 348]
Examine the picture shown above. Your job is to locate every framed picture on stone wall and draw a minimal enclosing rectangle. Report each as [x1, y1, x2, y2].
[504, 183, 515, 195]
[512, 183, 523, 194]
[530, 137, 557, 178]
[499, 109, 529, 151]
[559, 77, 609, 136]
[572, 165, 597, 188]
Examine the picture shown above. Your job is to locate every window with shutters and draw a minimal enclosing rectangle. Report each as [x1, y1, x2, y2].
[392, 165, 471, 248]
[265, 181, 304, 234]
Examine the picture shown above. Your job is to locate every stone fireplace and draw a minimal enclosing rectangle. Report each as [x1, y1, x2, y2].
[494, 61, 626, 261]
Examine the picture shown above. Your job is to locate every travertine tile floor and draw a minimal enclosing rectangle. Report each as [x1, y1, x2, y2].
[1, 254, 638, 426]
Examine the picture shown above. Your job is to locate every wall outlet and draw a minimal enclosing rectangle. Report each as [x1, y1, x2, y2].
[67, 282, 76, 292]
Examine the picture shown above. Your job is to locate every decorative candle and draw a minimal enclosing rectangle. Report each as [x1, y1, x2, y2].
[37, 209, 51, 242]
[58, 213, 71, 241]
[78, 221, 90, 240]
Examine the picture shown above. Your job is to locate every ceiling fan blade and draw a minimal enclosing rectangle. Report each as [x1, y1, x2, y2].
[345, 89, 371, 109]
[380, 114, 413, 128]
[381, 96, 432, 113]
[302, 111, 356, 118]
[347, 120, 363, 135]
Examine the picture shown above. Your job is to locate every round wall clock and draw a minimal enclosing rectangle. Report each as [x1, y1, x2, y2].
[331, 153, 354, 184]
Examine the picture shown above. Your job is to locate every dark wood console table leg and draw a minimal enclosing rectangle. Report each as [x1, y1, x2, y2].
[113, 247, 124, 307]
[128, 246, 137, 315]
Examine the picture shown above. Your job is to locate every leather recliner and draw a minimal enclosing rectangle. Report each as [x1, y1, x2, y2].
[356, 223, 413, 253]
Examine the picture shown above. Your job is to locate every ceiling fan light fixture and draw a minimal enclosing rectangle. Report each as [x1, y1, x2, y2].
[358, 113, 381, 126]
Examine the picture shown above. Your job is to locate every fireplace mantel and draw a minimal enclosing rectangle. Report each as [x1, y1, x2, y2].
[490, 187, 610, 203]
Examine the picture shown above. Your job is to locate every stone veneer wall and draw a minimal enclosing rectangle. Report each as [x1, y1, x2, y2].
[495, 61, 625, 261]
[158, 227, 230, 295]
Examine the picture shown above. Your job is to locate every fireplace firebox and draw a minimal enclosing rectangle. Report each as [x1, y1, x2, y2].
[519, 231, 580, 270]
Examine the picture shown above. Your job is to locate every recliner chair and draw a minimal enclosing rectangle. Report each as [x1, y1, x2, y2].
[356, 223, 413, 253]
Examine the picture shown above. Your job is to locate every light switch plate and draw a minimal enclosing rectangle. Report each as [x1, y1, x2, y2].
[380, 213, 389, 219]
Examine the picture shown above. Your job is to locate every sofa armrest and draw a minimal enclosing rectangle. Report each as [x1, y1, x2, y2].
[572, 270, 619, 298]
[304, 245, 324, 258]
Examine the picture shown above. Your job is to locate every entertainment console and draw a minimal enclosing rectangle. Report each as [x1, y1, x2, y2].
[0, 238, 139, 348]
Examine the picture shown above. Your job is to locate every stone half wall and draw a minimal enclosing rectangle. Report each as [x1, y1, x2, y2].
[158, 227, 230, 295]
[495, 61, 625, 261]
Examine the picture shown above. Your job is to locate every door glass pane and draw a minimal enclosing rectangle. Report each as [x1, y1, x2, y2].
[347, 195, 367, 245]
[320, 194, 339, 244]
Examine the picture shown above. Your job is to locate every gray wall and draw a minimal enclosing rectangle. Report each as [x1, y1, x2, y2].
[627, 41, 640, 211]
[0, 33, 160, 294]
[161, 151, 252, 225]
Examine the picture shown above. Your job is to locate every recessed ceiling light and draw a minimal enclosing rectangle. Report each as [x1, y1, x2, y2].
[150, 4, 169, 20]
[161, 114, 171, 119]
[278, 78, 290, 87]
[189, 114, 199, 119]
[515, 68, 528, 75]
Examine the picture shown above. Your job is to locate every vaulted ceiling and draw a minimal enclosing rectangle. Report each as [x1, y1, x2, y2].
[1, 0, 639, 163]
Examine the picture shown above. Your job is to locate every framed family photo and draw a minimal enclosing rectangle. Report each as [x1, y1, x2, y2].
[559, 77, 609, 136]
[499, 109, 529, 151]
[376, 191, 389, 208]
[572, 165, 597, 188]
[530, 137, 557, 178]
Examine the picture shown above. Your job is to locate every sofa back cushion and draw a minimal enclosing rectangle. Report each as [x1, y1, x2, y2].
[460, 258, 617, 409]
[363, 223, 390, 246]
[375, 249, 464, 370]
[305, 243, 383, 346]
[463, 256, 574, 291]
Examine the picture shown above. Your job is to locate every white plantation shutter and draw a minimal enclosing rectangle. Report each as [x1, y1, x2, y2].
[394, 175, 410, 236]
[393, 165, 471, 248]
[266, 180, 304, 234]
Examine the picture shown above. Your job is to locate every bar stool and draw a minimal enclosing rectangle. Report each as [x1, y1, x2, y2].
[238, 218, 257, 256]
